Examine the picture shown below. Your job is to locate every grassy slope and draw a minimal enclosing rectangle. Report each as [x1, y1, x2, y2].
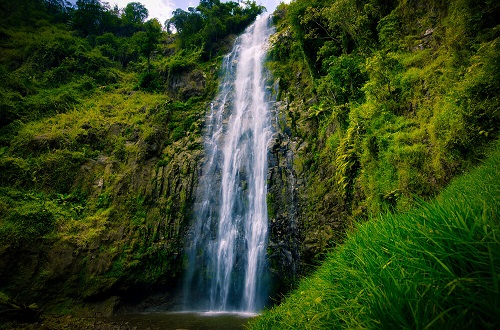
[251, 140, 500, 328]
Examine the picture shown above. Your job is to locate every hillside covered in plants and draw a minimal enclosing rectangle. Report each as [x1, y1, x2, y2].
[255, 0, 500, 327]
[0, 0, 499, 328]
[265, 0, 499, 277]
[0, 0, 264, 321]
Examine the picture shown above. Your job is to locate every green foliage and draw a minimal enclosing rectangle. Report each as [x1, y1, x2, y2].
[164, 48, 202, 75]
[137, 71, 162, 91]
[166, 100, 203, 142]
[0, 24, 128, 127]
[0, 0, 260, 312]
[72, 0, 122, 37]
[252, 139, 500, 329]
[270, 0, 500, 246]
[122, 2, 148, 25]
[96, 192, 111, 209]
[0, 0, 58, 29]
[317, 54, 367, 105]
[167, 0, 265, 59]
[0, 156, 30, 188]
[377, 10, 403, 51]
[0, 194, 56, 247]
[134, 18, 162, 69]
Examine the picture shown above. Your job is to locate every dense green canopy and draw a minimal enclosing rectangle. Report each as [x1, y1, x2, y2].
[167, 0, 264, 58]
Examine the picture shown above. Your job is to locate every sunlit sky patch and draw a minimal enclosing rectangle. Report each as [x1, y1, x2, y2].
[70, 0, 287, 26]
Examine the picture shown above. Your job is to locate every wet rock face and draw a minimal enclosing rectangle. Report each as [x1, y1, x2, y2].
[0, 120, 203, 314]
[69, 137, 203, 300]
[266, 97, 346, 298]
[266, 101, 305, 295]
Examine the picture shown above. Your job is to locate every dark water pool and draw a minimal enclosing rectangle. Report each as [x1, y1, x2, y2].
[108, 311, 257, 330]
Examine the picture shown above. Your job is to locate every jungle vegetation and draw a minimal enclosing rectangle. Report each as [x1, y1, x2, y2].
[0, 0, 499, 328]
[255, 0, 500, 327]
[0, 0, 263, 322]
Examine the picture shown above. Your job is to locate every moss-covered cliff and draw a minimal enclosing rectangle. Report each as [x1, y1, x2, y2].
[0, 0, 263, 320]
[0, 85, 208, 314]
[265, 0, 499, 285]
[258, 0, 500, 326]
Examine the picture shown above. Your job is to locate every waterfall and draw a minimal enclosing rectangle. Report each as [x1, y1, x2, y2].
[184, 15, 275, 313]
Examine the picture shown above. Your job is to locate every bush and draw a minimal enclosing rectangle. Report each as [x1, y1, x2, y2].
[0, 200, 56, 247]
[32, 150, 87, 193]
[138, 71, 162, 92]
[0, 156, 30, 187]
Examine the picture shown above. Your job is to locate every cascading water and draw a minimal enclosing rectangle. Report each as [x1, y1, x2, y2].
[184, 15, 275, 313]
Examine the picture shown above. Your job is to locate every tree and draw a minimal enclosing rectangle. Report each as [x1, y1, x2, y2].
[72, 0, 105, 36]
[123, 2, 148, 25]
[167, 0, 264, 58]
[135, 18, 162, 70]
[44, 0, 72, 23]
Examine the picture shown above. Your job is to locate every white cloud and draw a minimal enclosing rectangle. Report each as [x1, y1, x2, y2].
[108, 0, 288, 22]
[107, 0, 176, 24]
[70, 0, 291, 25]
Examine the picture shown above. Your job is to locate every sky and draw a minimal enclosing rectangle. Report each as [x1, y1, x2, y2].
[99, 0, 284, 25]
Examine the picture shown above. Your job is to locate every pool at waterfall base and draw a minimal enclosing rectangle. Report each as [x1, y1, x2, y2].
[108, 311, 258, 329]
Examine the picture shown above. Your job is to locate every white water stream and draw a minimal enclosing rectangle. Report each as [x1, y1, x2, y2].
[184, 15, 274, 312]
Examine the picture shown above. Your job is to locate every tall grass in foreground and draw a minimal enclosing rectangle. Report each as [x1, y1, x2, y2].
[251, 140, 500, 329]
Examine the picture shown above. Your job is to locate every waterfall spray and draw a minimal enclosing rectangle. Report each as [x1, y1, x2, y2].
[184, 15, 275, 313]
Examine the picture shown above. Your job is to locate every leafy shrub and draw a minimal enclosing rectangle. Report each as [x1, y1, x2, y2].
[32, 150, 87, 193]
[0, 88, 22, 127]
[0, 156, 30, 187]
[138, 71, 162, 92]
[0, 201, 56, 247]
[317, 54, 367, 105]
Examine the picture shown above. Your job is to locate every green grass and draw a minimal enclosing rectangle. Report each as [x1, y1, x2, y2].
[251, 140, 500, 329]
